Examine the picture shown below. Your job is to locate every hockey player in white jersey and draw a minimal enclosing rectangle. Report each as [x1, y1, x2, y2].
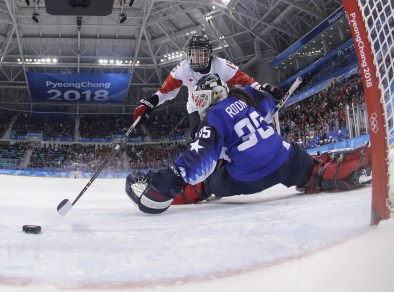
[132, 35, 284, 137]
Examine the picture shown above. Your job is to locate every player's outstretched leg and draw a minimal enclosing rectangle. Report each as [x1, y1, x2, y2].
[172, 183, 210, 205]
[299, 143, 371, 194]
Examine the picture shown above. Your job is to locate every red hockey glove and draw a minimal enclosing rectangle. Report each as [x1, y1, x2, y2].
[132, 95, 158, 123]
[260, 83, 284, 101]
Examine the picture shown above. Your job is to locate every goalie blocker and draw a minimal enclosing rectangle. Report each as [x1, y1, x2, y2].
[125, 143, 372, 213]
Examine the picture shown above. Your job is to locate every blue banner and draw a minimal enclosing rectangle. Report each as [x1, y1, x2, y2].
[278, 39, 356, 89]
[269, 6, 345, 68]
[26, 72, 131, 103]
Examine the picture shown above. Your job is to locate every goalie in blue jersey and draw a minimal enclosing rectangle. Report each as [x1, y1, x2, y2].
[126, 74, 372, 214]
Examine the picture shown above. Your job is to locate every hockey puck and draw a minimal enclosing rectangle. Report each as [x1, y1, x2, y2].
[22, 225, 42, 234]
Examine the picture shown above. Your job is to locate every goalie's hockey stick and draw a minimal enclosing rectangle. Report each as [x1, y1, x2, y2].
[273, 76, 303, 133]
[276, 76, 303, 112]
[57, 116, 141, 216]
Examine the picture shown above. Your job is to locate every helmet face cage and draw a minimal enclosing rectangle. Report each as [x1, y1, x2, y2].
[192, 90, 212, 112]
[186, 36, 212, 71]
[193, 74, 228, 112]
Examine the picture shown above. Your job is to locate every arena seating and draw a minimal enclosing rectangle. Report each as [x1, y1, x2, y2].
[0, 69, 367, 172]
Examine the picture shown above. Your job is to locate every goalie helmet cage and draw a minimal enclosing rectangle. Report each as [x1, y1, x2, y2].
[342, 0, 393, 225]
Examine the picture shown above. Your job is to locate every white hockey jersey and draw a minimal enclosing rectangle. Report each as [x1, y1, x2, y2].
[155, 57, 261, 113]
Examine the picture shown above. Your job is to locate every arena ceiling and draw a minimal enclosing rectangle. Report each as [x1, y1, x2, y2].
[0, 0, 342, 113]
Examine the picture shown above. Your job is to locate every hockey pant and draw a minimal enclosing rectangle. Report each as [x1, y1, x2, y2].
[300, 143, 372, 194]
[172, 142, 313, 204]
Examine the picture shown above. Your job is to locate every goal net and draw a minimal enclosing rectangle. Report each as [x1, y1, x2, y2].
[342, 0, 393, 224]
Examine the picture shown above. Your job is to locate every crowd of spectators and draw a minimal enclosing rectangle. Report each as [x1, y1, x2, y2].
[0, 112, 13, 138]
[0, 141, 29, 169]
[278, 72, 365, 149]
[11, 113, 74, 141]
[28, 143, 125, 172]
[126, 142, 187, 170]
[4, 113, 188, 143]
[145, 112, 190, 141]
[79, 115, 129, 141]
[0, 67, 370, 172]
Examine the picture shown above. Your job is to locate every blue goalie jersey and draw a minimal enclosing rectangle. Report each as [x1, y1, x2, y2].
[176, 87, 291, 184]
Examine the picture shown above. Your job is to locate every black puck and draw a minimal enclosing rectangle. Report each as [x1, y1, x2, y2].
[22, 225, 42, 234]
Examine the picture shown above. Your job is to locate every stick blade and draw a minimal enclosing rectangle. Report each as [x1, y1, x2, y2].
[57, 199, 72, 216]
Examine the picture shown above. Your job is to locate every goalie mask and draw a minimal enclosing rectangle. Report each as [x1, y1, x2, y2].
[185, 35, 212, 72]
[192, 73, 228, 113]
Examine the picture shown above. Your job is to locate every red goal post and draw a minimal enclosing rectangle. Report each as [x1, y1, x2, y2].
[342, 0, 392, 224]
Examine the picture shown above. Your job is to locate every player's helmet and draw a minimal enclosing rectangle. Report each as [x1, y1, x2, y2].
[185, 35, 212, 72]
[192, 73, 228, 113]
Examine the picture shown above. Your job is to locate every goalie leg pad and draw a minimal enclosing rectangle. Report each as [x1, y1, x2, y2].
[302, 143, 371, 193]
[297, 143, 371, 194]
[321, 179, 362, 191]
[320, 144, 371, 191]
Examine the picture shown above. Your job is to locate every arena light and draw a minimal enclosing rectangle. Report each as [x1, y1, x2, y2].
[76, 16, 82, 28]
[32, 11, 39, 23]
[98, 59, 133, 65]
[18, 57, 59, 64]
[119, 12, 127, 24]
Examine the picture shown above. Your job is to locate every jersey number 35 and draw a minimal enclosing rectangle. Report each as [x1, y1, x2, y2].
[235, 110, 275, 151]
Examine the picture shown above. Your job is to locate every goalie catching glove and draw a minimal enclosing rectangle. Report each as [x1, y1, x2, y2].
[125, 160, 185, 214]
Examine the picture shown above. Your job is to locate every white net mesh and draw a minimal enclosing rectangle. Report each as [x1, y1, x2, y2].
[357, 0, 393, 145]
[356, 0, 394, 208]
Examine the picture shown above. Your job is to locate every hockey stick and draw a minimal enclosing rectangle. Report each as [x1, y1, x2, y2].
[276, 76, 303, 111]
[273, 76, 303, 133]
[57, 116, 142, 216]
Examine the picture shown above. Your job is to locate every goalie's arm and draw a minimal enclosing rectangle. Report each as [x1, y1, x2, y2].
[125, 123, 224, 214]
[176, 125, 224, 185]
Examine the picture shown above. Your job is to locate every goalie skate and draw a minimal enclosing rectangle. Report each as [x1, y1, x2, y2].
[353, 168, 372, 185]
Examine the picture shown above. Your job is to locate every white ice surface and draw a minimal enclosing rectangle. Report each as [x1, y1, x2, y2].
[0, 174, 393, 292]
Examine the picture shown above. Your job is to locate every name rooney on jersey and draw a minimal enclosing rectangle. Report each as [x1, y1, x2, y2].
[225, 100, 247, 118]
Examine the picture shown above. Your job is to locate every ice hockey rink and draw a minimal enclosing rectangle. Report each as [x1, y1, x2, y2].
[0, 172, 393, 292]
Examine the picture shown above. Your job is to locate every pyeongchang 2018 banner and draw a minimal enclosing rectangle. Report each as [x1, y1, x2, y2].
[26, 72, 131, 104]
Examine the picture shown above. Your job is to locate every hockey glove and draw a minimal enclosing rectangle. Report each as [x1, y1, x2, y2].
[132, 94, 159, 123]
[125, 160, 185, 214]
[260, 83, 284, 101]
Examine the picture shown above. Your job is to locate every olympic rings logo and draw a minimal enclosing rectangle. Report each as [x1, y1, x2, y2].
[370, 112, 378, 133]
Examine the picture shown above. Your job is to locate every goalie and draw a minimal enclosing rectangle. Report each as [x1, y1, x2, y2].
[125, 74, 372, 214]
